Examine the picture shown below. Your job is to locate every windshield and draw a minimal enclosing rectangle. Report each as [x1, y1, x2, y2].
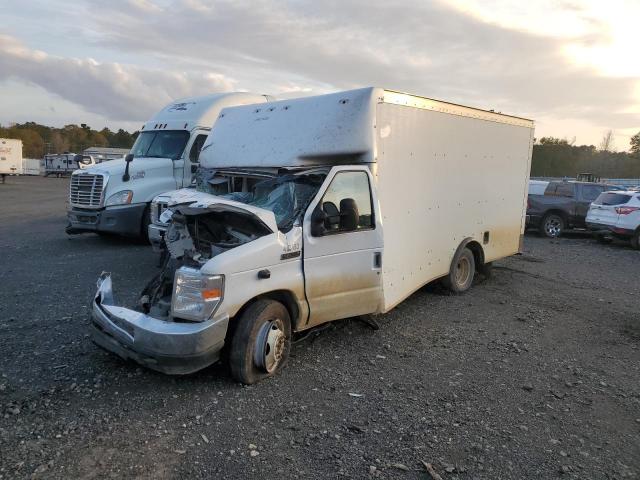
[196, 169, 326, 231]
[131, 130, 190, 160]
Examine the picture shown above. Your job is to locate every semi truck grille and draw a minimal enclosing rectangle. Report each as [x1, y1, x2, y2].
[69, 173, 105, 208]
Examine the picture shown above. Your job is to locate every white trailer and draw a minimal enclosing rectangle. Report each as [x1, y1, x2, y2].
[0, 138, 23, 181]
[22, 158, 42, 175]
[91, 87, 534, 383]
[44, 153, 78, 177]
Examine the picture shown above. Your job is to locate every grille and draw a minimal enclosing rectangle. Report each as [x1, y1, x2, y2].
[151, 201, 169, 224]
[69, 173, 105, 208]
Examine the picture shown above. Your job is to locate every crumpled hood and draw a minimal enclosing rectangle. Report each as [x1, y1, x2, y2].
[164, 189, 278, 233]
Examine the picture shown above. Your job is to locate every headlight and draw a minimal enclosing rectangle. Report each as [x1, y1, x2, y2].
[105, 190, 133, 206]
[171, 267, 224, 322]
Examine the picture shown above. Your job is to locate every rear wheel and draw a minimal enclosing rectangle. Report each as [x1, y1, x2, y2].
[630, 230, 640, 250]
[229, 300, 291, 385]
[541, 213, 564, 238]
[443, 247, 475, 294]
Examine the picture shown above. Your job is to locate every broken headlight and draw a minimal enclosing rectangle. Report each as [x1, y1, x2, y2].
[171, 267, 224, 322]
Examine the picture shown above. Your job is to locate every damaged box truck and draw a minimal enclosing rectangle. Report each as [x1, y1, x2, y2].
[92, 87, 534, 384]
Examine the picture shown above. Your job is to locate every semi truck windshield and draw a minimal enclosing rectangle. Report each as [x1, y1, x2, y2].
[131, 131, 190, 160]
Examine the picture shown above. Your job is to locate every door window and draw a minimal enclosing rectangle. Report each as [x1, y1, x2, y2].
[319, 171, 373, 233]
[553, 183, 575, 197]
[581, 185, 604, 202]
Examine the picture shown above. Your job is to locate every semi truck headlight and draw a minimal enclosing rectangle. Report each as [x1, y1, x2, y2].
[105, 190, 133, 206]
[171, 267, 224, 322]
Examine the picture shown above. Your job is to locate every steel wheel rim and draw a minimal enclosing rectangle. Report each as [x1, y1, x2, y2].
[545, 217, 561, 237]
[254, 319, 286, 373]
[455, 256, 471, 286]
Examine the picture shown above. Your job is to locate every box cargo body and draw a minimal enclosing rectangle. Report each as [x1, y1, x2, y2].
[22, 158, 42, 175]
[207, 87, 535, 312]
[0, 138, 23, 175]
[91, 87, 534, 382]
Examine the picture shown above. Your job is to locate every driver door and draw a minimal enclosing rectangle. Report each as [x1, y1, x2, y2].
[302, 167, 383, 327]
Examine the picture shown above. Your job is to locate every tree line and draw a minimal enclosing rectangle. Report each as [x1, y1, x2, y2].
[2, 121, 639, 178]
[531, 132, 640, 178]
[0, 122, 138, 158]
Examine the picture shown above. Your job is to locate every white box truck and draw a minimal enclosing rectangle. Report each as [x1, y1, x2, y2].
[66, 92, 272, 239]
[91, 87, 534, 383]
[0, 138, 23, 181]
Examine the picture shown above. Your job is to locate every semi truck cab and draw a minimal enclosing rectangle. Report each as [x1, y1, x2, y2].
[66, 92, 272, 239]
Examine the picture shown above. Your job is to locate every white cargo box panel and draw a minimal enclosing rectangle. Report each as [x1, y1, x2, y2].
[0, 138, 23, 175]
[375, 91, 534, 311]
[200, 88, 378, 168]
[22, 158, 42, 175]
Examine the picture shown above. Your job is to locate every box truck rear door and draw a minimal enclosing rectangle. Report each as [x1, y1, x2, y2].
[302, 169, 383, 327]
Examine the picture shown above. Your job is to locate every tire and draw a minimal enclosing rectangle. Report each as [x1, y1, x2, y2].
[229, 299, 291, 385]
[631, 230, 640, 250]
[541, 213, 564, 238]
[442, 247, 475, 294]
[140, 204, 151, 244]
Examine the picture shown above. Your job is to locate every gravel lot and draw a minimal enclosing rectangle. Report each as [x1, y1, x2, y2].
[0, 176, 638, 479]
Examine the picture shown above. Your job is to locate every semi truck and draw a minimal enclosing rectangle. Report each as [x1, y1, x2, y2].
[66, 92, 272, 239]
[91, 87, 534, 384]
[0, 138, 23, 182]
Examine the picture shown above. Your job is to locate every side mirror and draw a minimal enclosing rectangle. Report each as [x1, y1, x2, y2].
[123, 153, 134, 182]
[310, 206, 327, 237]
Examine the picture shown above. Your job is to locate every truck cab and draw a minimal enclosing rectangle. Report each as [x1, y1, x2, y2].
[66, 93, 272, 239]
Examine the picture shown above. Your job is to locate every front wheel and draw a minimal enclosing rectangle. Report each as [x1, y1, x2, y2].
[541, 213, 564, 238]
[229, 300, 291, 385]
[442, 247, 475, 294]
[630, 230, 640, 250]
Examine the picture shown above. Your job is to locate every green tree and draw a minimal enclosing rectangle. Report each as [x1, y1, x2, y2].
[631, 131, 640, 156]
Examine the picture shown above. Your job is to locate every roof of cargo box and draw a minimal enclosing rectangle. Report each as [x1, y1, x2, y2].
[141, 92, 272, 133]
[199, 87, 533, 169]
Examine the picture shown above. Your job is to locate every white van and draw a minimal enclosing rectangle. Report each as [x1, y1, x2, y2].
[91, 87, 534, 383]
[66, 92, 272, 238]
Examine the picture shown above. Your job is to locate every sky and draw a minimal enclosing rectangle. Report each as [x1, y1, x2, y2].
[0, 0, 639, 150]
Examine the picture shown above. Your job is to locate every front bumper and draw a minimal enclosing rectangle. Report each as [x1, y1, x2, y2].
[148, 223, 168, 252]
[67, 203, 147, 237]
[91, 274, 229, 375]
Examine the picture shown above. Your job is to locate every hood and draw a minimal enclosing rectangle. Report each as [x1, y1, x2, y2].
[164, 191, 278, 233]
[77, 156, 174, 179]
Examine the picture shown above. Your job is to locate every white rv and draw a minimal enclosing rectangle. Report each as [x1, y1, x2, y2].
[66, 92, 272, 238]
[0, 139, 23, 180]
[91, 87, 534, 384]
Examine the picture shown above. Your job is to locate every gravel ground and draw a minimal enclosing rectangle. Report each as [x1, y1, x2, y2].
[0, 176, 638, 479]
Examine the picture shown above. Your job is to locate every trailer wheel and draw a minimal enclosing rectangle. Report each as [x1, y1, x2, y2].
[541, 213, 564, 238]
[229, 299, 291, 385]
[443, 247, 475, 293]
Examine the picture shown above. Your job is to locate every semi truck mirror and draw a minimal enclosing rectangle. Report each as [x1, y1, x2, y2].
[123, 153, 134, 182]
[310, 206, 327, 237]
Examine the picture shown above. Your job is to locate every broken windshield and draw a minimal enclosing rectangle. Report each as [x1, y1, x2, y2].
[197, 170, 326, 231]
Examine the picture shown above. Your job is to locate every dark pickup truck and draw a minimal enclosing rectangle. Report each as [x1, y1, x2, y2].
[527, 181, 616, 238]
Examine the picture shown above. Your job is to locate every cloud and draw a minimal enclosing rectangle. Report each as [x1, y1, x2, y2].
[0, 34, 235, 122]
[0, 0, 638, 144]
[83, 0, 639, 130]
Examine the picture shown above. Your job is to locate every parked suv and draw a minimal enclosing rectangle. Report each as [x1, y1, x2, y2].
[586, 191, 640, 249]
[527, 181, 615, 238]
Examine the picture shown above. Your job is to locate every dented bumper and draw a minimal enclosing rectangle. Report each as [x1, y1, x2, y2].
[91, 274, 229, 375]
